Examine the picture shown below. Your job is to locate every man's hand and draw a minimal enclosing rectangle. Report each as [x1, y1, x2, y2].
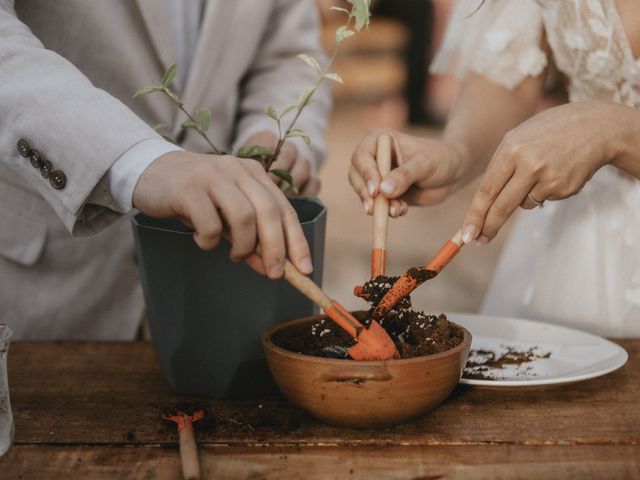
[133, 151, 313, 279]
[245, 130, 320, 195]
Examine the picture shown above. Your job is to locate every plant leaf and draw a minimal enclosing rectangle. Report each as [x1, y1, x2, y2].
[265, 104, 279, 121]
[297, 53, 322, 74]
[234, 144, 275, 160]
[324, 72, 344, 84]
[162, 63, 178, 88]
[270, 168, 294, 187]
[133, 86, 161, 98]
[160, 134, 177, 144]
[181, 121, 200, 131]
[286, 128, 311, 147]
[197, 107, 211, 131]
[336, 26, 355, 43]
[153, 123, 169, 132]
[297, 87, 315, 108]
[329, 6, 350, 15]
[280, 103, 298, 118]
[346, 0, 371, 30]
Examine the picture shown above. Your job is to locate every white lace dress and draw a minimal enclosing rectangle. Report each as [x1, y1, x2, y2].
[431, 0, 640, 337]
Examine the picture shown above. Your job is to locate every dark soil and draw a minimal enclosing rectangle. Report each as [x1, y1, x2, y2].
[155, 399, 303, 438]
[273, 275, 464, 360]
[464, 346, 551, 380]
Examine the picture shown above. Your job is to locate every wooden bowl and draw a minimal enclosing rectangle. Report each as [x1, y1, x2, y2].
[261, 315, 471, 428]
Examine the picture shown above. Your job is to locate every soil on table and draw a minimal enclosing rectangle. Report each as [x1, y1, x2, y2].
[463, 346, 551, 380]
[273, 275, 464, 360]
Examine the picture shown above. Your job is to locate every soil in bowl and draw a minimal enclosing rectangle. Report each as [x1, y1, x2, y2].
[273, 275, 464, 359]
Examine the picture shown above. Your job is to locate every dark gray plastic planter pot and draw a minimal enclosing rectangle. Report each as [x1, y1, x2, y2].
[132, 198, 326, 398]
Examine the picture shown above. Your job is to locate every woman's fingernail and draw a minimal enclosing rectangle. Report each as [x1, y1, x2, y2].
[269, 264, 284, 278]
[367, 181, 376, 196]
[476, 235, 490, 245]
[300, 256, 313, 274]
[462, 225, 477, 244]
[363, 199, 370, 213]
[390, 206, 397, 217]
[380, 180, 396, 195]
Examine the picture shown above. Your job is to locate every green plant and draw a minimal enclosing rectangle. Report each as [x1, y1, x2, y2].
[134, 0, 371, 194]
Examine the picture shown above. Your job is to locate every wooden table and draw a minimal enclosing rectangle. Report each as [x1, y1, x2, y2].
[1, 341, 638, 479]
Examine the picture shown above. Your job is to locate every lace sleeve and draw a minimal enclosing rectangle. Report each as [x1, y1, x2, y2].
[430, 0, 547, 90]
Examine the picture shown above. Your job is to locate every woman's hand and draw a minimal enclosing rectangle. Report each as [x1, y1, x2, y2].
[461, 100, 633, 244]
[349, 129, 471, 218]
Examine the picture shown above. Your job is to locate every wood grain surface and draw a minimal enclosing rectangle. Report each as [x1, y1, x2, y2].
[1, 341, 638, 479]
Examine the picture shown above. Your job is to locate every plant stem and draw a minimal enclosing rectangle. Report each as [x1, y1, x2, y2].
[268, 14, 352, 171]
[177, 103, 224, 155]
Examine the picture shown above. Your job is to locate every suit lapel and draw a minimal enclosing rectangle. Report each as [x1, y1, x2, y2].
[135, 0, 176, 74]
[181, 0, 237, 115]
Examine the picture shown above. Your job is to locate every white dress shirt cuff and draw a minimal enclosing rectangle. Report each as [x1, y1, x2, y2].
[90, 139, 184, 213]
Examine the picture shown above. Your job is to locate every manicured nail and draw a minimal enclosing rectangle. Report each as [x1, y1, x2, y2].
[300, 256, 313, 274]
[363, 199, 370, 214]
[476, 235, 490, 245]
[380, 180, 396, 195]
[390, 206, 397, 217]
[462, 225, 477, 244]
[269, 263, 284, 278]
[367, 180, 376, 196]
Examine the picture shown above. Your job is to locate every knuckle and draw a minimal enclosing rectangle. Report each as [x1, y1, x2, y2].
[491, 202, 510, 220]
[234, 206, 256, 228]
[477, 182, 497, 201]
[257, 201, 280, 222]
[299, 157, 311, 176]
[246, 159, 266, 175]
[281, 204, 300, 223]
[519, 154, 543, 175]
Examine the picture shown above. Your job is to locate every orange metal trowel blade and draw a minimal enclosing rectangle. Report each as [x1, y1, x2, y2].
[347, 319, 400, 361]
[325, 300, 399, 361]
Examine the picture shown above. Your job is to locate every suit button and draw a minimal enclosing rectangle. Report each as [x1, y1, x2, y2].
[29, 149, 43, 168]
[17, 139, 31, 158]
[50, 170, 67, 190]
[40, 159, 52, 179]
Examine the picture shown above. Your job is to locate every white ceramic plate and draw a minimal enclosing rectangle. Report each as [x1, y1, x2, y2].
[449, 313, 628, 387]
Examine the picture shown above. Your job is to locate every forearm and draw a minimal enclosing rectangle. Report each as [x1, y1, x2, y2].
[443, 72, 544, 184]
[0, 3, 161, 234]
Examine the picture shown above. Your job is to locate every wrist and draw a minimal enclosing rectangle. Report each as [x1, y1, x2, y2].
[445, 139, 473, 183]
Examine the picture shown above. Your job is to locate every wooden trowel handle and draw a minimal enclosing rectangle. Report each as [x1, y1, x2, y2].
[252, 245, 364, 339]
[283, 260, 332, 310]
[179, 428, 200, 480]
[372, 134, 392, 277]
[283, 261, 362, 338]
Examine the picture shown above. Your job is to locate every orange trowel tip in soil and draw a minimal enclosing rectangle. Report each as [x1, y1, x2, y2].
[347, 320, 400, 361]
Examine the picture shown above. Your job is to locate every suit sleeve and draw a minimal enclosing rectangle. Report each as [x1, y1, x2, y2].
[232, 0, 332, 168]
[0, 1, 163, 235]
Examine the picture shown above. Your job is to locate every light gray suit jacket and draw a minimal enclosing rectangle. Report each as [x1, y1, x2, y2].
[0, 0, 331, 339]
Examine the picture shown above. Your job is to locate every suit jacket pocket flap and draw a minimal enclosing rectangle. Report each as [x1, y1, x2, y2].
[0, 208, 47, 266]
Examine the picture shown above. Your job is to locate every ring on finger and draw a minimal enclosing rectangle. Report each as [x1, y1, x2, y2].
[527, 192, 544, 208]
